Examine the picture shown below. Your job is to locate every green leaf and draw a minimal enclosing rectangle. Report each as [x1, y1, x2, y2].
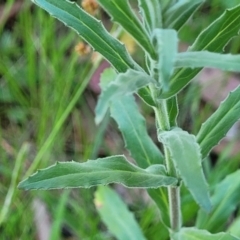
[18, 155, 178, 190]
[160, 0, 176, 12]
[152, 29, 178, 91]
[220, 1, 240, 9]
[95, 69, 154, 124]
[171, 227, 240, 240]
[175, 51, 240, 71]
[166, 96, 179, 127]
[97, 0, 156, 59]
[163, 0, 204, 31]
[110, 95, 164, 168]
[189, 5, 240, 52]
[197, 85, 240, 159]
[158, 128, 211, 212]
[137, 0, 162, 34]
[137, 87, 156, 107]
[147, 188, 170, 227]
[32, 0, 141, 73]
[99, 67, 117, 90]
[228, 217, 240, 238]
[160, 4, 240, 98]
[95, 186, 147, 240]
[197, 170, 240, 232]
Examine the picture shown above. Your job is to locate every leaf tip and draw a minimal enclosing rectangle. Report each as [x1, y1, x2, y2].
[17, 178, 29, 190]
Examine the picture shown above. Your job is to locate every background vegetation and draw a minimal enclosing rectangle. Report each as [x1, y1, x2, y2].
[1, 0, 240, 239]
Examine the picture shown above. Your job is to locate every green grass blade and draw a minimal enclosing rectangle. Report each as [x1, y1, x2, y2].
[163, 0, 204, 31]
[95, 186, 147, 240]
[32, 0, 140, 73]
[0, 143, 29, 225]
[24, 60, 98, 177]
[95, 69, 154, 124]
[97, 0, 156, 59]
[175, 51, 240, 71]
[197, 85, 240, 159]
[18, 155, 177, 190]
[197, 170, 240, 232]
[171, 227, 239, 240]
[110, 95, 164, 168]
[160, 4, 240, 98]
[158, 128, 211, 212]
[137, 0, 162, 34]
[0, 0, 15, 33]
[153, 29, 178, 91]
[49, 190, 70, 240]
[0, 62, 29, 107]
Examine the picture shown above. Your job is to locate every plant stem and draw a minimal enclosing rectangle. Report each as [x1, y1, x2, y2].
[150, 85, 182, 232]
[165, 146, 181, 232]
[168, 186, 181, 231]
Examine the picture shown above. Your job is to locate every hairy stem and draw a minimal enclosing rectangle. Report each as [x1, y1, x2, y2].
[168, 187, 181, 231]
[150, 85, 182, 232]
[165, 146, 181, 232]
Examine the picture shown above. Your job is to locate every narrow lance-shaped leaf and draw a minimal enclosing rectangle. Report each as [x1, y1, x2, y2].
[137, 0, 162, 34]
[97, 0, 156, 59]
[95, 186, 147, 240]
[32, 0, 141, 73]
[147, 188, 170, 228]
[189, 4, 240, 52]
[163, 0, 204, 31]
[197, 85, 240, 159]
[137, 87, 156, 107]
[171, 227, 240, 240]
[166, 96, 179, 127]
[111, 95, 164, 167]
[99, 68, 164, 168]
[158, 128, 211, 212]
[175, 51, 240, 72]
[152, 29, 178, 91]
[197, 170, 240, 232]
[95, 69, 154, 124]
[18, 155, 178, 190]
[160, 4, 240, 98]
